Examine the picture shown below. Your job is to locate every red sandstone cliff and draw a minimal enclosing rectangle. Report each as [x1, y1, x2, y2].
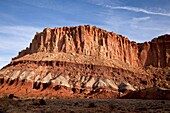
[16, 25, 139, 67]
[0, 25, 169, 99]
[138, 35, 170, 67]
[16, 25, 170, 67]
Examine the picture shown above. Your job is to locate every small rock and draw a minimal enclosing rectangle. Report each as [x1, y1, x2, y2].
[8, 94, 14, 99]
[118, 82, 135, 93]
[39, 99, 47, 105]
[161, 100, 165, 104]
[88, 103, 96, 108]
[74, 102, 78, 106]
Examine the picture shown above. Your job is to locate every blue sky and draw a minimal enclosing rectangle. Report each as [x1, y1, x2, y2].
[1, 0, 170, 68]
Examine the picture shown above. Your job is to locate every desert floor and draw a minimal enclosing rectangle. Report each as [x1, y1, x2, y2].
[0, 98, 170, 113]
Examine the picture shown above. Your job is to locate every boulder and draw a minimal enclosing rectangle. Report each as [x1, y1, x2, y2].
[118, 82, 136, 93]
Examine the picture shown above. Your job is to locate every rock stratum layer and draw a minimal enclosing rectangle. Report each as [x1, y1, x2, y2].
[0, 25, 170, 99]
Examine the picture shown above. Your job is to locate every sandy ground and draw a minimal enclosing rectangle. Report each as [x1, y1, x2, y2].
[0, 98, 170, 113]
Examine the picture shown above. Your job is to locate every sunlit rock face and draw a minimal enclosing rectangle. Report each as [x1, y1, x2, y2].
[17, 25, 170, 67]
[138, 35, 170, 67]
[0, 25, 169, 99]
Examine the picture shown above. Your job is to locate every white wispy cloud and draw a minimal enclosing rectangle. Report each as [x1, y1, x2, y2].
[0, 26, 42, 49]
[0, 26, 42, 38]
[18, 0, 65, 12]
[104, 5, 170, 17]
[132, 17, 150, 21]
[0, 25, 42, 69]
[98, 10, 169, 43]
[93, 1, 170, 42]
[0, 12, 14, 19]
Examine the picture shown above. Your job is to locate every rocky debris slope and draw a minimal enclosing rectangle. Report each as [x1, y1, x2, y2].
[0, 60, 146, 99]
[0, 25, 170, 99]
[121, 87, 170, 100]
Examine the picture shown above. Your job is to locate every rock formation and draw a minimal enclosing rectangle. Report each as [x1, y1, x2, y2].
[15, 25, 170, 67]
[138, 35, 170, 67]
[121, 87, 170, 100]
[0, 25, 169, 99]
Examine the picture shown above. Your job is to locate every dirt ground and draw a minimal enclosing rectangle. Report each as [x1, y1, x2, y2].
[0, 98, 170, 113]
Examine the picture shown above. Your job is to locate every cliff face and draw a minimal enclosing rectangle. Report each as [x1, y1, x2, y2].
[17, 25, 139, 67]
[138, 35, 170, 67]
[0, 25, 170, 99]
[17, 25, 170, 67]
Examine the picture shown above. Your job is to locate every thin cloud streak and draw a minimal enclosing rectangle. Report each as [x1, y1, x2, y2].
[0, 26, 42, 38]
[0, 40, 28, 50]
[0, 25, 43, 68]
[0, 26, 42, 51]
[104, 5, 170, 17]
[132, 17, 150, 21]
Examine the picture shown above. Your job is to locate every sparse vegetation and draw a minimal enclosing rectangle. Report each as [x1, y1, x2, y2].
[0, 98, 169, 112]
